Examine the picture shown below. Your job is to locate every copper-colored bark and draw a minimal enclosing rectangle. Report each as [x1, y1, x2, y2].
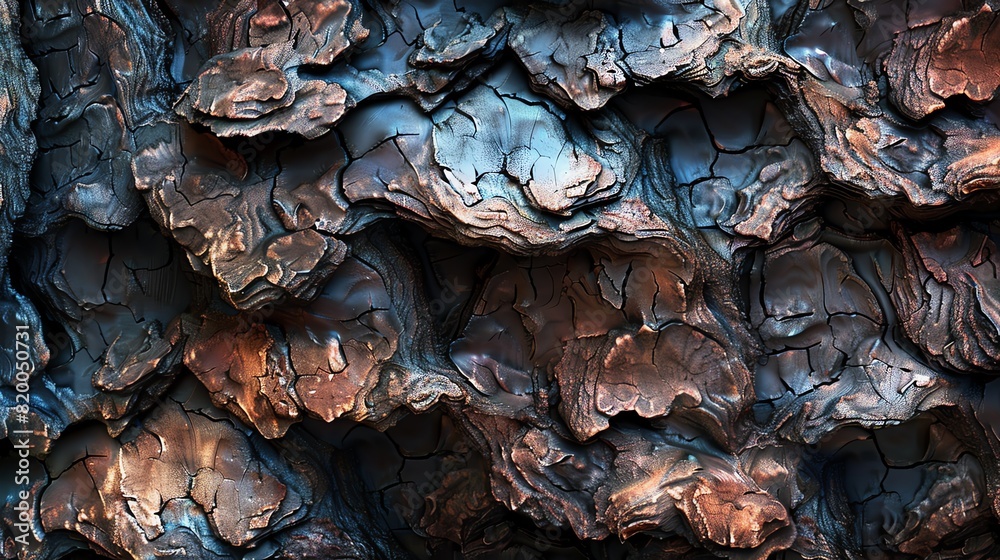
[4, 0, 1000, 559]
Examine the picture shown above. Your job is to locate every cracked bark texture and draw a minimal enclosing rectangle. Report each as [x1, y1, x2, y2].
[4, 0, 1000, 559]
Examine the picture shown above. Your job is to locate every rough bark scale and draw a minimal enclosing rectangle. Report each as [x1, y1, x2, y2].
[3, 0, 1000, 558]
